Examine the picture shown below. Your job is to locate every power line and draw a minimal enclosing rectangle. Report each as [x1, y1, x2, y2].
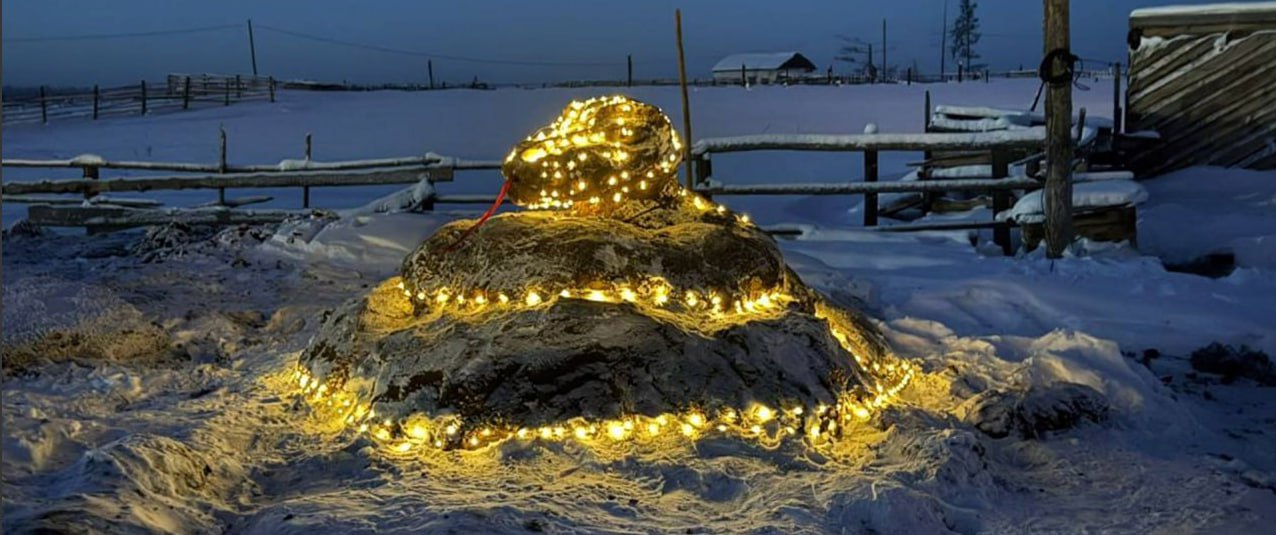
[3, 24, 241, 43]
[254, 24, 629, 67]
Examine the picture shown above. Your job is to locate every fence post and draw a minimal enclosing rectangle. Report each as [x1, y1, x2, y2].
[627, 54, 633, 87]
[93, 85, 100, 120]
[82, 164, 100, 200]
[906, 67, 912, 86]
[235, 74, 242, 99]
[991, 148, 1012, 255]
[140, 80, 148, 115]
[40, 86, 48, 123]
[218, 127, 228, 205]
[1111, 62, 1122, 133]
[183, 76, 192, 110]
[269, 76, 276, 102]
[224, 78, 231, 106]
[863, 150, 879, 227]
[303, 133, 313, 208]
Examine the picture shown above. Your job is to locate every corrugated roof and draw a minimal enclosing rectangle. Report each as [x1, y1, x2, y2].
[711, 52, 817, 72]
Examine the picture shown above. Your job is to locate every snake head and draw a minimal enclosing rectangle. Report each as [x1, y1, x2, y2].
[500, 95, 683, 212]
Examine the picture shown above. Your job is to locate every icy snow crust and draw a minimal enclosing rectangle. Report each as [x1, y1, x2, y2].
[4, 82, 1276, 532]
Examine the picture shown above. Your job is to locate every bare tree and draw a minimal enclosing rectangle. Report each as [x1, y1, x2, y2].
[949, 0, 983, 71]
[835, 35, 876, 81]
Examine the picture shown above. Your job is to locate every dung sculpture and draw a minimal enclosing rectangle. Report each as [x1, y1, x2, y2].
[294, 96, 914, 452]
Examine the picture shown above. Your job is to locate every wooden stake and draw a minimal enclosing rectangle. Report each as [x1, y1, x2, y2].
[93, 85, 100, 120]
[40, 86, 48, 123]
[864, 150, 879, 227]
[219, 127, 228, 205]
[304, 133, 313, 208]
[140, 80, 148, 115]
[183, 77, 192, 110]
[1112, 62, 1122, 133]
[1043, 0, 1074, 258]
[675, 9, 694, 189]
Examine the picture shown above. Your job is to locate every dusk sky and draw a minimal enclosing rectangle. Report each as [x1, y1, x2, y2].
[1, 0, 1261, 87]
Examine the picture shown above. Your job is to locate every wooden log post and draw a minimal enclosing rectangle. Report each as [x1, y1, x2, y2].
[40, 86, 48, 123]
[1043, 0, 1074, 258]
[82, 164, 100, 200]
[303, 132, 313, 208]
[675, 9, 695, 190]
[93, 85, 100, 120]
[183, 76, 192, 110]
[269, 76, 276, 102]
[864, 150, 879, 227]
[991, 148, 1012, 255]
[218, 127, 228, 205]
[1111, 62, 1122, 133]
[140, 80, 148, 115]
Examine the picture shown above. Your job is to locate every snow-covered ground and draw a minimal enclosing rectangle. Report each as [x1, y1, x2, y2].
[4, 81, 1275, 533]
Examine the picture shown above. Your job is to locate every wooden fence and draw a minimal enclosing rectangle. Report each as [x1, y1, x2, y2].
[2, 73, 276, 125]
[4, 124, 1083, 255]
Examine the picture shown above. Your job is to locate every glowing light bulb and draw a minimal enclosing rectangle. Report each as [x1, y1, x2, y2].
[688, 413, 705, 427]
[498, 293, 510, 304]
[574, 427, 589, 439]
[755, 405, 774, 423]
[587, 290, 606, 302]
[410, 426, 427, 439]
[526, 291, 542, 306]
[396, 442, 412, 452]
[607, 422, 626, 440]
[852, 406, 871, 420]
[619, 288, 637, 302]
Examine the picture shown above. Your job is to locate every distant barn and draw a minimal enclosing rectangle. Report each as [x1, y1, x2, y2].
[1126, 2, 1276, 175]
[711, 52, 818, 84]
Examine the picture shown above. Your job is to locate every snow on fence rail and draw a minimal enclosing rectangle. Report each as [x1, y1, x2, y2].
[689, 129, 1047, 156]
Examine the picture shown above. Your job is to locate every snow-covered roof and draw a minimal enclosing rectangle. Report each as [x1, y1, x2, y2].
[712, 52, 817, 73]
[1131, 2, 1276, 20]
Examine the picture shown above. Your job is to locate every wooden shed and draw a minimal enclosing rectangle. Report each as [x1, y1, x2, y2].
[1125, 2, 1276, 176]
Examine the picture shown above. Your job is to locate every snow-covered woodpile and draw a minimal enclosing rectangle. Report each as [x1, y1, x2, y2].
[1126, 2, 1276, 175]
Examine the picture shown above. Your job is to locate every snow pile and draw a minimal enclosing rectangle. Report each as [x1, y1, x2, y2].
[1139, 167, 1276, 269]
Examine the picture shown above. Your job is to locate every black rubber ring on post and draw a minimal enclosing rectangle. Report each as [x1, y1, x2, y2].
[1038, 48, 1079, 87]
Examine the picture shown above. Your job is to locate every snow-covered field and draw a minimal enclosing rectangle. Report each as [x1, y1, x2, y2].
[4, 81, 1276, 533]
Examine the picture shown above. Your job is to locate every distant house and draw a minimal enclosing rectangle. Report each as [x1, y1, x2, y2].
[711, 52, 818, 84]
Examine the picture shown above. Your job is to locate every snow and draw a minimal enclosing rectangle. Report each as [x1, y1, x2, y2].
[5, 80, 1276, 532]
[1000, 180, 1149, 224]
[1139, 166, 1276, 269]
[1131, 2, 1276, 19]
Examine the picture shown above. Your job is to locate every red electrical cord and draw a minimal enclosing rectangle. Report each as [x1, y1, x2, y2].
[441, 179, 511, 253]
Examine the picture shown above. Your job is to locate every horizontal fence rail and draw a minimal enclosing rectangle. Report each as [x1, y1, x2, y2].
[691, 129, 1047, 156]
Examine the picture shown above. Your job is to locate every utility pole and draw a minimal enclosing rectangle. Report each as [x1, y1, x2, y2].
[1043, 0, 1074, 258]
[882, 19, 887, 81]
[247, 19, 259, 76]
[941, 0, 948, 77]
